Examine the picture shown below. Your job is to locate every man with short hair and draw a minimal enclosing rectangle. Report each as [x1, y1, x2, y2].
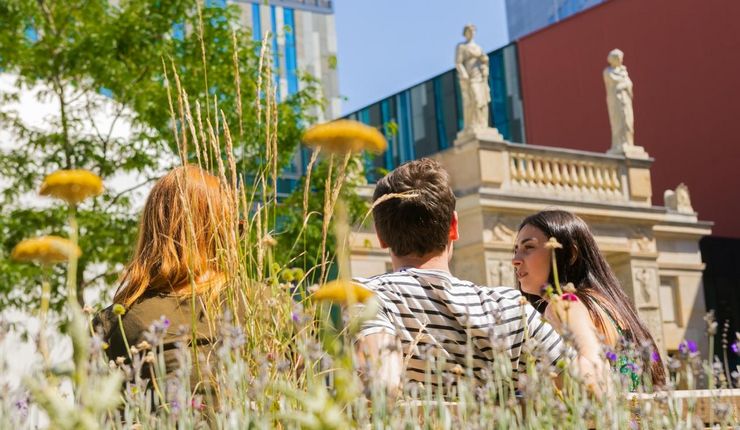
[355, 158, 602, 392]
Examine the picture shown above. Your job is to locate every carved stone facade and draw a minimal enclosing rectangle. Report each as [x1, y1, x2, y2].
[350, 133, 711, 357]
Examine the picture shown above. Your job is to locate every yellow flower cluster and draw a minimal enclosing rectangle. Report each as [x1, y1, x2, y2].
[40, 169, 104, 205]
[302, 120, 387, 154]
[312, 280, 374, 304]
[11, 236, 81, 265]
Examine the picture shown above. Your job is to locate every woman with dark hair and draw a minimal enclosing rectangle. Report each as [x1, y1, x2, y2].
[512, 209, 665, 389]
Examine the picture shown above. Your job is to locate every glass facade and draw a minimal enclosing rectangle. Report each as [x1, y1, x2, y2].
[283, 9, 299, 95]
[169, 1, 325, 196]
[505, 0, 604, 41]
[239, 0, 332, 14]
[251, 3, 262, 41]
[346, 43, 525, 182]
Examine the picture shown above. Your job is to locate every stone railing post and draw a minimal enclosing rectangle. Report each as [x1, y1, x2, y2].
[624, 156, 654, 205]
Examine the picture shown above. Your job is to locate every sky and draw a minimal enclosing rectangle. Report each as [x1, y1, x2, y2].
[334, 0, 509, 115]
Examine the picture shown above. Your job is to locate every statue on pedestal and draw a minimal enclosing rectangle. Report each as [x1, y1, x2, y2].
[604, 49, 643, 157]
[456, 24, 491, 132]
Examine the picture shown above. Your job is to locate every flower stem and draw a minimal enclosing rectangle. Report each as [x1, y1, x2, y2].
[67, 204, 80, 305]
[117, 314, 132, 360]
[551, 249, 563, 296]
[65, 203, 89, 389]
[37, 270, 52, 371]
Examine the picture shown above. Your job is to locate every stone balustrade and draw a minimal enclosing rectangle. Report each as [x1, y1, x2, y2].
[434, 135, 654, 206]
[509, 150, 623, 198]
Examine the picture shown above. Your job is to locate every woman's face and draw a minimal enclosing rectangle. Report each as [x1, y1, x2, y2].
[607, 54, 622, 68]
[512, 224, 551, 296]
[464, 27, 474, 41]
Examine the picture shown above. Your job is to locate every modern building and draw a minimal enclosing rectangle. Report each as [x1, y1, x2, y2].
[232, 0, 341, 120]
[345, 44, 525, 183]
[227, 1, 341, 195]
[346, 0, 740, 360]
[505, 0, 604, 40]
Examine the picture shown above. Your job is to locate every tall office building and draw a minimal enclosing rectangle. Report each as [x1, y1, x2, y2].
[233, 0, 340, 120]
[505, 0, 603, 40]
[234, 1, 340, 120]
[228, 1, 340, 194]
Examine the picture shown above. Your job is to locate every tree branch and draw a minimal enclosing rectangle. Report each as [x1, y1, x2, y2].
[103, 176, 159, 212]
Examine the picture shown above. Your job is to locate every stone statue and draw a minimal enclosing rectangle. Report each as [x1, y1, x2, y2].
[456, 24, 491, 132]
[664, 183, 694, 213]
[603, 49, 637, 155]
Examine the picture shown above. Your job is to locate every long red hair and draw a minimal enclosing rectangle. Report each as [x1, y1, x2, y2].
[114, 165, 232, 307]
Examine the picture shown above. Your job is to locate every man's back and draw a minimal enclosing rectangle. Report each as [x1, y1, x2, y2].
[356, 268, 564, 385]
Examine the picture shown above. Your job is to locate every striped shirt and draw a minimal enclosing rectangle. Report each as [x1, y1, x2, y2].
[355, 268, 564, 385]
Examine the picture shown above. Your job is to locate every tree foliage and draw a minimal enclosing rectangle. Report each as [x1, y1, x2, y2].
[275, 152, 370, 284]
[0, 0, 323, 310]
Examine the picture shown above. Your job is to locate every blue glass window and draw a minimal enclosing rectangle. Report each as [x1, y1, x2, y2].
[251, 3, 262, 41]
[24, 25, 38, 43]
[283, 8, 298, 95]
[489, 50, 510, 139]
[270, 5, 281, 102]
[411, 82, 439, 158]
[172, 22, 185, 41]
[432, 77, 448, 150]
[396, 92, 415, 163]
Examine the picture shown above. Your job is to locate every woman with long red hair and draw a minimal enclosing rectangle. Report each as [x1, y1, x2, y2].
[95, 165, 234, 398]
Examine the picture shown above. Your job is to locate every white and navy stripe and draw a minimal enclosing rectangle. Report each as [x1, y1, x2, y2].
[355, 268, 564, 384]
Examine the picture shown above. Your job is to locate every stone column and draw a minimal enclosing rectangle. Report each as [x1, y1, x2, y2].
[609, 252, 666, 354]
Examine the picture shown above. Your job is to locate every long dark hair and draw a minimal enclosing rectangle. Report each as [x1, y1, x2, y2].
[518, 210, 666, 387]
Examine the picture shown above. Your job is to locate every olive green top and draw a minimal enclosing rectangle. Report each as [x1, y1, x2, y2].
[94, 292, 217, 396]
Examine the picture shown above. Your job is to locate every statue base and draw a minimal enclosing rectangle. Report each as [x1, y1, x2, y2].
[454, 127, 504, 146]
[608, 144, 649, 159]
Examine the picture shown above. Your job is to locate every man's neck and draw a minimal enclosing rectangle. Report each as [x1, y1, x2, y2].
[390, 250, 451, 273]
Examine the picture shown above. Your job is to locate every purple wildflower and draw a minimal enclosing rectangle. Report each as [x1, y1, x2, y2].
[652, 350, 660, 363]
[731, 342, 739, 356]
[15, 396, 29, 419]
[606, 350, 618, 362]
[145, 315, 172, 344]
[292, 312, 301, 324]
[679, 339, 698, 355]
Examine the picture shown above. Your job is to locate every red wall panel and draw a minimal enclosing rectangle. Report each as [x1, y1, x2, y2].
[517, 0, 740, 238]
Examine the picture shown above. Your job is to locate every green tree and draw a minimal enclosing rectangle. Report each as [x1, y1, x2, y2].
[275, 152, 370, 285]
[0, 0, 322, 310]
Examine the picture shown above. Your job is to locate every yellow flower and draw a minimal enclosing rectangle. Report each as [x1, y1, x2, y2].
[40, 169, 103, 204]
[11, 236, 81, 265]
[302, 120, 387, 154]
[312, 280, 374, 304]
[544, 237, 563, 249]
[112, 304, 126, 316]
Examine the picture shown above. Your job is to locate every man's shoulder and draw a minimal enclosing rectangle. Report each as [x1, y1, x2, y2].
[480, 286, 524, 300]
[354, 270, 416, 287]
[355, 270, 523, 302]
